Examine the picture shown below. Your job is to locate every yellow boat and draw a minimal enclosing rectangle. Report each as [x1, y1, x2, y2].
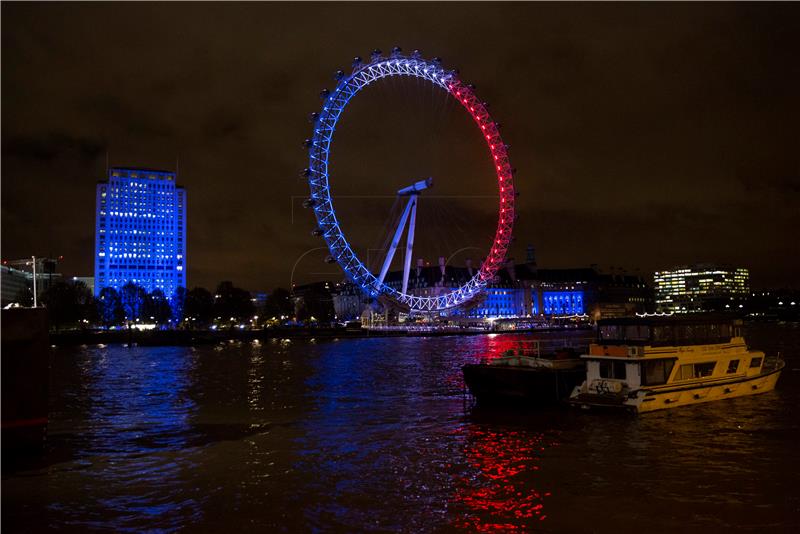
[568, 316, 784, 413]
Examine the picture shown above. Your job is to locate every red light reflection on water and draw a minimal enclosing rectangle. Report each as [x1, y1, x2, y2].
[450, 427, 557, 530]
[479, 335, 531, 364]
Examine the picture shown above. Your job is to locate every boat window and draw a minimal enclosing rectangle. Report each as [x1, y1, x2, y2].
[652, 325, 674, 344]
[652, 326, 664, 341]
[749, 357, 763, 368]
[708, 323, 720, 340]
[600, 325, 621, 341]
[726, 360, 740, 374]
[694, 362, 716, 378]
[625, 325, 650, 341]
[599, 360, 627, 379]
[614, 361, 627, 380]
[641, 360, 675, 386]
[678, 362, 717, 380]
[720, 323, 731, 339]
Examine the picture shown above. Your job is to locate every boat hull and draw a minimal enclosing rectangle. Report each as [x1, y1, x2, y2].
[463, 364, 585, 406]
[570, 363, 784, 414]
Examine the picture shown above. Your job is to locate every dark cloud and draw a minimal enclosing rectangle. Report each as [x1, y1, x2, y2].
[2, 2, 799, 291]
[3, 133, 105, 163]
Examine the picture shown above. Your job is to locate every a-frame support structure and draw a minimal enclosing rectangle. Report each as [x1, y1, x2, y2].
[376, 178, 432, 295]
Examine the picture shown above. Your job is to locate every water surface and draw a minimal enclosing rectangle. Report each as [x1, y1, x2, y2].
[4, 325, 799, 532]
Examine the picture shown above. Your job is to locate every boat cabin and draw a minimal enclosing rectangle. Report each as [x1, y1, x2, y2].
[582, 316, 763, 393]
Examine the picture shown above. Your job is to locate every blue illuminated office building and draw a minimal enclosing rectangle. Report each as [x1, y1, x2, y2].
[94, 167, 186, 298]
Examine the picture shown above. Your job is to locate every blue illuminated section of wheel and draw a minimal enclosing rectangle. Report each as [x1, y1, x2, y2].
[305, 49, 516, 312]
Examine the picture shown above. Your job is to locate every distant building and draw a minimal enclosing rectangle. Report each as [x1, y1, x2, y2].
[325, 259, 652, 322]
[94, 167, 186, 298]
[525, 266, 652, 319]
[1, 264, 63, 306]
[331, 282, 368, 322]
[1, 265, 31, 306]
[292, 281, 336, 322]
[654, 264, 749, 313]
[250, 291, 269, 313]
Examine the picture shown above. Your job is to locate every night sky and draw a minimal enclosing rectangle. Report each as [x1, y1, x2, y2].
[3, 3, 799, 292]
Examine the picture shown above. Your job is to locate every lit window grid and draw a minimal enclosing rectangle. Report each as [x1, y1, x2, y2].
[654, 266, 749, 310]
[94, 169, 186, 298]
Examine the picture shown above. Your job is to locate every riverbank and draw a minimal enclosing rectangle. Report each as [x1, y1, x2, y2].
[48, 318, 797, 348]
[49, 325, 594, 347]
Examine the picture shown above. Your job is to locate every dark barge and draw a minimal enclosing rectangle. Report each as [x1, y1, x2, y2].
[463, 340, 588, 406]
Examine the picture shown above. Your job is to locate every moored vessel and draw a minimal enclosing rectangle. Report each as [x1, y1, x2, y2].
[568, 315, 784, 413]
[463, 339, 589, 406]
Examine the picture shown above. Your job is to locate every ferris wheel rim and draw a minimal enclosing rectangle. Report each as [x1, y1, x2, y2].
[306, 52, 516, 312]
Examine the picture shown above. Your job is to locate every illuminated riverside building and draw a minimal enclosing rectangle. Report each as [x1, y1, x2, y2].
[654, 264, 749, 313]
[94, 167, 186, 298]
[329, 260, 653, 321]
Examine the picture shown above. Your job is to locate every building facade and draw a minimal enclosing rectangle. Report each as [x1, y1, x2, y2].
[654, 264, 750, 313]
[94, 167, 186, 298]
[325, 259, 652, 323]
[1, 264, 64, 307]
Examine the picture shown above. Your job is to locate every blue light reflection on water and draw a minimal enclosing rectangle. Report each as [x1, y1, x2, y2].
[3, 325, 799, 532]
[45, 346, 204, 532]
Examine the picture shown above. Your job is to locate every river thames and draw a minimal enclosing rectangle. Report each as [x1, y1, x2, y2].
[4, 324, 799, 532]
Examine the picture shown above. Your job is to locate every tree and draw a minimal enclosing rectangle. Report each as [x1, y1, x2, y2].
[264, 288, 293, 319]
[120, 281, 147, 322]
[40, 280, 93, 331]
[97, 287, 124, 327]
[184, 286, 214, 328]
[41, 281, 77, 331]
[143, 288, 173, 326]
[213, 281, 255, 323]
[293, 284, 335, 323]
[172, 286, 187, 325]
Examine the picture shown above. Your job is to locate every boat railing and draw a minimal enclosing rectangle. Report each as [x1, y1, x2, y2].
[763, 351, 784, 372]
[500, 338, 592, 359]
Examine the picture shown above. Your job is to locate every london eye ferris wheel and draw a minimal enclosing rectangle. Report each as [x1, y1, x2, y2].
[303, 47, 516, 313]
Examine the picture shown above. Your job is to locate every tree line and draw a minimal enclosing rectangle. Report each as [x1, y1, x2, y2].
[38, 280, 294, 331]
